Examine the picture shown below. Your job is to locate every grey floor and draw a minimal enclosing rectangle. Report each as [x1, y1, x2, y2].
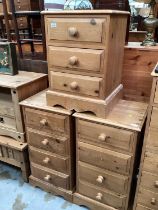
[0, 162, 88, 210]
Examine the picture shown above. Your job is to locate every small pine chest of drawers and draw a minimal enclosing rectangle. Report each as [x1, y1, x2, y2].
[20, 90, 75, 201]
[43, 10, 129, 117]
[134, 64, 158, 210]
[73, 100, 148, 210]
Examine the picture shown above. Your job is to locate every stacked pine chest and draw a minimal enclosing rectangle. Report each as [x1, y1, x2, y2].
[20, 10, 148, 210]
[0, 71, 47, 181]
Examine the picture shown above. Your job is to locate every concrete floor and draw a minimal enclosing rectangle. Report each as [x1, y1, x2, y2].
[0, 162, 88, 210]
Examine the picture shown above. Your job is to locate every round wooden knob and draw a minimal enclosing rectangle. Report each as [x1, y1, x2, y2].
[44, 175, 51, 182]
[96, 193, 103, 201]
[151, 198, 156, 205]
[43, 157, 50, 164]
[41, 139, 49, 146]
[69, 56, 78, 66]
[98, 133, 108, 142]
[70, 81, 78, 90]
[40, 119, 48, 126]
[96, 175, 104, 184]
[68, 27, 78, 37]
[155, 181, 158, 188]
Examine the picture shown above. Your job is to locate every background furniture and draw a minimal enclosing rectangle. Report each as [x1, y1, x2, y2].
[134, 64, 158, 210]
[21, 90, 75, 201]
[0, 71, 47, 181]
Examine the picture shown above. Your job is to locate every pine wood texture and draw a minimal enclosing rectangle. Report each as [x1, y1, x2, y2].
[123, 43, 158, 102]
[134, 65, 158, 210]
[43, 10, 128, 116]
[21, 90, 75, 199]
[73, 98, 147, 210]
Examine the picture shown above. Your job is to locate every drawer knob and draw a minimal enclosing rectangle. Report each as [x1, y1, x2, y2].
[151, 198, 156, 205]
[43, 157, 50, 164]
[68, 27, 78, 37]
[98, 133, 108, 142]
[44, 175, 51, 182]
[155, 181, 158, 188]
[96, 175, 104, 184]
[96, 193, 103, 201]
[41, 139, 49, 146]
[40, 119, 48, 126]
[69, 56, 78, 66]
[70, 81, 78, 90]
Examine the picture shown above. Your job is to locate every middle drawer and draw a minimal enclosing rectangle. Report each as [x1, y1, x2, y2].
[29, 146, 69, 174]
[78, 142, 132, 175]
[48, 46, 104, 74]
[50, 71, 103, 98]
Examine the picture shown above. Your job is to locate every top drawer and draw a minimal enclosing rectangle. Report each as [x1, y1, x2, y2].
[46, 18, 106, 44]
[24, 108, 69, 135]
[77, 119, 135, 153]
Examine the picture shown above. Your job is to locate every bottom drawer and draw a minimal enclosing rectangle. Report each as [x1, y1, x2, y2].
[78, 180, 127, 210]
[137, 188, 158, 210]
[31, 163, 70, 190]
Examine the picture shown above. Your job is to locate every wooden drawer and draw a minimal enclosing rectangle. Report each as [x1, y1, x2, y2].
[25, 108, 69, 134]
[46, 18, 106, 43]
[27, 128, 69, 156]
[143, 152, 158, 175]
[31, 163, 70, 190]
[78, 180, 127, 210]
[146, 128, 158, 151]
[0, 114, 16, 130]
[78, 161, 129, 195]
[29, 146, 69, 174]
[50, 71, 103, 98]
[150, 107, 158, 129]
[154, 81, 158, 104]
[14, 0, 30, 11]
[77, 119, 135, 153]
[140, 171, 158, 193]
[48, 46, 104, 74]
[137, 188, 158, 210]
[78, 142, 132, 175]
[17, 17, 27, 29]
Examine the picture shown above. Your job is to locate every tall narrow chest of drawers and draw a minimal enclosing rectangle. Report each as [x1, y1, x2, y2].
[134, 64, 158, 210]
[20, 90, 75, 201]
[0, 71, 47, 181]
[73, 100, 147, 210]
[42, 10, 129, 117]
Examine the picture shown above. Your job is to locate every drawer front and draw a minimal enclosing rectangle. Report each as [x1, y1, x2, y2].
[146, 128, 158, 151]
[154, 81, 158, 104]
[78, 180, 126, 210]
[25, 108, 69, 134]
[46, 18, 106, 43]
[15, 0, 30, 11]
[140, 171, 158, 193]
[48, 46, 104, 74]
[17, 17, 27, 29]
[143, 152, 158, 175]
[78, 142, 132, 175]
[78, 162, 129, 195]
[137, 188, 158, 210]
[77, 119, 135, 153]
[50, 71, 103, 97]
[0, 115, 16, 130]
[150, 107, 158, 129]
[27, 128, 69, 156]
[29, 147, 69, 174]
[31, 163, 70, 190]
